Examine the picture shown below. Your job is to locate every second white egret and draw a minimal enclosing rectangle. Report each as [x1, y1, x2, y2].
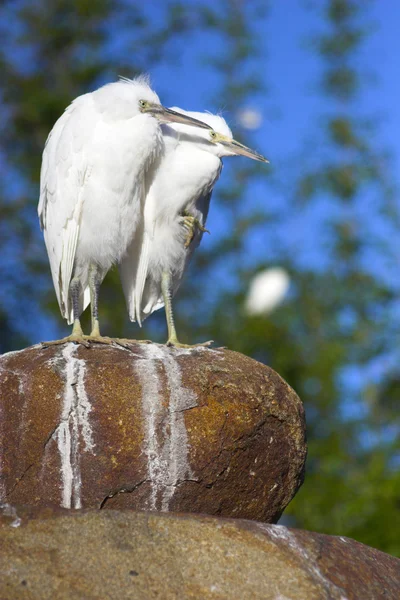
[120, 109, 268, 347]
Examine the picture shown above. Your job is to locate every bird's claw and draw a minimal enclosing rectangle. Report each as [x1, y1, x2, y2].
[83, 335, 115, 346]
[41, 335, 91, 349]
[180, 214, 210, 248]
[42, 335, 154, 351]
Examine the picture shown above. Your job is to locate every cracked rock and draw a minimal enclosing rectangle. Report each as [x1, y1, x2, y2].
[0, 341, 306, 522]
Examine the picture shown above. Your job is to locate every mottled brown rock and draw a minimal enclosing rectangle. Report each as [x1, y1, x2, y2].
[0, 506, 399, 600]
[0, 342, 306, 521]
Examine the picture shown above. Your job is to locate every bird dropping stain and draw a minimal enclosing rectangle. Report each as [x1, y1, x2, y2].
[51, 344, 95, 509]
[266, 524, 348, 599]
[136, 344, 197, 511]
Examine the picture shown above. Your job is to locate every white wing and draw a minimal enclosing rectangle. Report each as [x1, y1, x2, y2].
[118, 219, 145, 324]
[38, 95, 94, 323]
[119, 137, 167, 325]
[119, 176, 154, 326]
[132, 185, 159, 326]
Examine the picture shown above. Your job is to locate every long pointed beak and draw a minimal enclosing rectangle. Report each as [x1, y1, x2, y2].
[147, 104, 212, 130]
[221, 138, 269, 163]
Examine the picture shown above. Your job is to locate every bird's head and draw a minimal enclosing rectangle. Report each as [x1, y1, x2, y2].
[137, 97, 212, 130]
[167, 110, 268, 163]
[207, 129, 268, 163]
[97, 76, 211, 130]
[122, 76, 211, 129]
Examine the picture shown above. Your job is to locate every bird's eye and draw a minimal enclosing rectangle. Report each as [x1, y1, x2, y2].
[210, 131, 217, 140]
[139, 100, 147, 109]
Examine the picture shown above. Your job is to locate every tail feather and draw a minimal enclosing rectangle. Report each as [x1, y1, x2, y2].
[60, 218, 80, 322]
[119, 227, 145, 324]
[134, 232, 151, 326]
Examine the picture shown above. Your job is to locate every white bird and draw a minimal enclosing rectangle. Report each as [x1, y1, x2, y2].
[245, 268, 290, 316]
[38, 76, 211, 345]
[119, 109, 268, 347]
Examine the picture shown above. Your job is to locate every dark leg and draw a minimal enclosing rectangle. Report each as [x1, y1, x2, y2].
[70, 276, 84, 337]
[41, 276, 89, 347]
[88, 263, 102, 337]
[85, 263, 151, 348]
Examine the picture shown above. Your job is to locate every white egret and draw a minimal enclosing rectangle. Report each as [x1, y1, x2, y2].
[120, 109, 268, 347]
[38, 76, 211, 345]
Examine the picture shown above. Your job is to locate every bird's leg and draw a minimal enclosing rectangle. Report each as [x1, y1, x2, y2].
[161, 271, 213, 349]
[88, 263, 102, 338]
[82, 264, 114, 345]
[180, 210, 210, 249]
[84, 263, 151, 349]
[70, 277, 86, 340]
[161, 271, 179, 346]
[42, 277, 90, 347]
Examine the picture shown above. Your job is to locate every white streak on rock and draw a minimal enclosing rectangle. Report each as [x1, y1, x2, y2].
[136, 344, 197, 511]
[265, 524, 348, 599]
[173, 346, 224, 357]
[0, 349, 24, 361]
[135, 347, 164, 510]
[52, 344, 95, 509]
[0, 503, 21, 527]
[75, 356, 95, 453]
[0, 344, 41, 360]
[160, 346, 197, 511]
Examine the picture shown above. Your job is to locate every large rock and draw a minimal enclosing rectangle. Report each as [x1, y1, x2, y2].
[1, 506, 399, 599]
[0, 342, 306, 522]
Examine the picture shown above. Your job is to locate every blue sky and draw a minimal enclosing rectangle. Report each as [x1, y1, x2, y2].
[143, 1, 400, 178]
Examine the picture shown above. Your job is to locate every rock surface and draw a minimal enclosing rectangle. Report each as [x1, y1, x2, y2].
[1, 506, 399, 600]
[0, 342, 306, 522]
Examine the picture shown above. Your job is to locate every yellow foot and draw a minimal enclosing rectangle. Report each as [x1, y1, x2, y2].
[180, 214, 210, 249]
[42, 334, 113, 348]
[166, 339, 214, 349]
[41, 335, 91, 349]
[83, 335, 115, 345]
[42, 335, 154, 351]
[83, 336, 153, 351]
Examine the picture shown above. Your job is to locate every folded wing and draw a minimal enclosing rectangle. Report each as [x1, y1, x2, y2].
[38, 96, 95, 323]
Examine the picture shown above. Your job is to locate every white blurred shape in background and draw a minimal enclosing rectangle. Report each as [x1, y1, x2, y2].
[245, 267, 290, 316]
[236, 107, 263, 130]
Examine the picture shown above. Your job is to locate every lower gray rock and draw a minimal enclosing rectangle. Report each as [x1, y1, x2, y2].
[0, 506, 399, 599]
